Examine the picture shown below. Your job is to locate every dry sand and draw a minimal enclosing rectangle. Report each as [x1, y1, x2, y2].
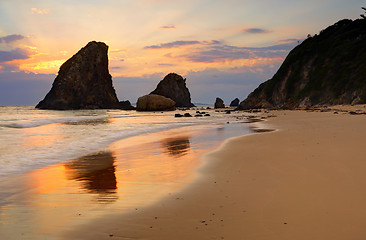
[64, 106, 366, 240]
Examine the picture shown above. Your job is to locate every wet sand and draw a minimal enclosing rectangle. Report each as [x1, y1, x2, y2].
[63, 107, 366, 240]
[0, 121, 251, 239]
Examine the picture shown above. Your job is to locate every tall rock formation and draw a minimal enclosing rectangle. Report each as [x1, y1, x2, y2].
[237, 18, 366, 110]
[214, 97, 225, 108]
[36, 41, 133, 110]
[150, 73, 194, 108]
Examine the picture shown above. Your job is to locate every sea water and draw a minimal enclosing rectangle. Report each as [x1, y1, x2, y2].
[0, 106, 250, 180]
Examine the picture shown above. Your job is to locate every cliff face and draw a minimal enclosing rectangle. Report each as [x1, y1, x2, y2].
[36, 41, 122, 110]
[238, 18, 366, 110]
[150, 73, 195, 108]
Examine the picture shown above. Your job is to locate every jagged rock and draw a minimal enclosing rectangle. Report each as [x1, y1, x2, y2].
[150, 73, 195, 108]
[229, 98, 240, 107]
[136, 94, 175, 111]
[237, 18, 366, 110]
[214, 97, 225, 108]
[36, 41, 133, 110]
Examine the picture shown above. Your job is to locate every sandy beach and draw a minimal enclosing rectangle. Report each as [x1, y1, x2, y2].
[63, 106, 366, 240]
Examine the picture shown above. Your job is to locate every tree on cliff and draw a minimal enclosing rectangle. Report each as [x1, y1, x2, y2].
[361, 7, 366, 19]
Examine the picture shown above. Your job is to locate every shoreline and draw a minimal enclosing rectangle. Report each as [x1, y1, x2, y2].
[63, 107, 366, 240]
[0, 119, 252, 239]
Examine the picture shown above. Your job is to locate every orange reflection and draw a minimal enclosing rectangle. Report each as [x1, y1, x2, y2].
[111, 131, 200, 190]
[27, 164, 68, 195]
[0, 124, 235, 238]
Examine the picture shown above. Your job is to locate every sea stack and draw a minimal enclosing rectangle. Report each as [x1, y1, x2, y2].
[36, 41, 133, 110]
[150, 73, 195, 108]
[229, 98, 240, 107]
[214, 97, 225, 108]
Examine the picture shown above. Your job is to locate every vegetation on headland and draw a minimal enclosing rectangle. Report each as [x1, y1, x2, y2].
[238, 11, 366, 110]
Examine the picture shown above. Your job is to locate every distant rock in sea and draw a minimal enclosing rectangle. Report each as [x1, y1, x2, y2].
[237, 18, 366, 110]
[150, 73, 195, 108]
[36, 41, 134, 110]
[229, 98, 240, 107]
[214, 97, 225, 108]
[136, 94, 176, 111]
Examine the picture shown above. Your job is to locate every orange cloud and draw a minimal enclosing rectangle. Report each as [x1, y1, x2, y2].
[31, 8, 51, 15]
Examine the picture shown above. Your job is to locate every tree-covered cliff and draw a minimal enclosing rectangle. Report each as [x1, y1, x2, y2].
[238, 18, 366, 109]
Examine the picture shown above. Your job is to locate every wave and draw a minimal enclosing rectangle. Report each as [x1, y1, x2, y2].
[0, 122, 196, 180]
[0, 115, 132, 129]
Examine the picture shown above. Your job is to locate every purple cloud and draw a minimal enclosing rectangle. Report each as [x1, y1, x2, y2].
[179, 43, 296, 63]
[242, 28, 269, 34]
[144, 40, 221, 49]
[160, 24, 176, 29]
[158, 63, 176, 66]
[0, 34, 26, 44]
[144, 41, 201, 49]
[0, 48, 30, 63]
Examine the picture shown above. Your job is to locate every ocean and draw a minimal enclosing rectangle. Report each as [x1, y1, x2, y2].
[0, 105, 256, 238]
[0, 106, 252, 180]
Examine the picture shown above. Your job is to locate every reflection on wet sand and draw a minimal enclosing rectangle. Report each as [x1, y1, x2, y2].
[64, 151, 118, 203]
[0, 124, 251, 239]
[161, 136, 190, 158]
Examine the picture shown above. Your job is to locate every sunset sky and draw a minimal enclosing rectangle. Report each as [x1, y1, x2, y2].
[0, 0, 364, 105]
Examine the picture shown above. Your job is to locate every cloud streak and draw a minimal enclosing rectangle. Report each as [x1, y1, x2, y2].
[178, 42, 296, 63]
[144, 40, 221, 49]
[242, 28, 270, 34]
[276, 38, 303, 44]
[0, 48, 30, 63]
[160, 24, 176, 29]
[0, 34, 26, 44]
[144, 40, 201, 49]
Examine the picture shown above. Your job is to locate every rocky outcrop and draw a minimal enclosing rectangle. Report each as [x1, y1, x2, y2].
[229, 98, 240, 107]
[150, 73, 194, 108]
[36, 41, 134, 110]
[238, 18, 366, 110]
[136, 94, 175, 111]
[119, 100, 136, 110]
[214, 97, 225, 108]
